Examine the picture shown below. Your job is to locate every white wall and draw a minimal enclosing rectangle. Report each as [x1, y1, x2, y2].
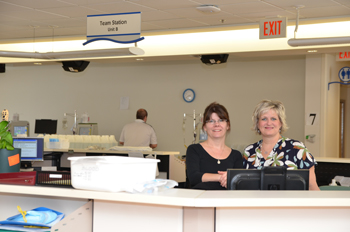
[2, 56, 305, 156]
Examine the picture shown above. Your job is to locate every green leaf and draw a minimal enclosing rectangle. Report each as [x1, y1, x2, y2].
[0, 121, 14, 150]
[5, 144, 14, 150]
[4, 132, 13, 145]
[0, 120, 8, 133]
[1, 140, 6, 149]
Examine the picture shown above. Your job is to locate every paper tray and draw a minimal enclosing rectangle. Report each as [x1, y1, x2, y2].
[0, 171, 72, 188]
[0, 171, 37, 186]
[36, 171, 72, 188]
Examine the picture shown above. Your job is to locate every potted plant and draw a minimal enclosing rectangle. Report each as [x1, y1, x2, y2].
[0, 120, 21, 173]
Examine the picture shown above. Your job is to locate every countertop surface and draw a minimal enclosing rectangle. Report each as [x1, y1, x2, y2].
[1, 184, 350, 208]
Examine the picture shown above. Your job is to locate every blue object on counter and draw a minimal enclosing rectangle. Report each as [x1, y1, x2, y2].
[0, 207, 64, 228]
[9, 210, 57, 224]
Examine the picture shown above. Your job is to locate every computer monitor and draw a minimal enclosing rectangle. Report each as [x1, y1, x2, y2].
[77, 123, 98, 135]
[13, 137, 44, 169]
[8, 121, 30, 137]
[34, 119, 57, 134]
[227, 166, 309, 190]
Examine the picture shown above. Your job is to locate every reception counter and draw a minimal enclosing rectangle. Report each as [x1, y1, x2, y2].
[0, 184, 350, 232]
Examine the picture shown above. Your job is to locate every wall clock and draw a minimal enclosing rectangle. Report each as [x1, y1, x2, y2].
[183, 88, 195, 103]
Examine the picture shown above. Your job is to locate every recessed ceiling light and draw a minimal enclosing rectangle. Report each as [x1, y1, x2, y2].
[196, 5, 221, 13]
[307, 50, 318, 53]
[34, 62, 42, 65]
[136, 58, 143, 61]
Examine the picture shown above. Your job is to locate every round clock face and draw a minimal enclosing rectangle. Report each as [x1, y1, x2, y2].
[183, 88, 195, 103]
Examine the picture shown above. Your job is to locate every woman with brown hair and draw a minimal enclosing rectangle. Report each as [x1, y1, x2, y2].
[186, 102, 243, 190]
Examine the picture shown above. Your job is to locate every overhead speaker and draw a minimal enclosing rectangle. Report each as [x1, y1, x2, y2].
[62, 61, 90, 72]
[0, 64, 5, 73]
[200, 54, 229, 65]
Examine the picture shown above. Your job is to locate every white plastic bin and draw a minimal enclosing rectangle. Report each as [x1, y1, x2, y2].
[68, 156, 160, 192]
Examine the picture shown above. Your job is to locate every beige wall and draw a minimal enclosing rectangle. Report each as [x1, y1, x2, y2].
[3, 56, 306, 156]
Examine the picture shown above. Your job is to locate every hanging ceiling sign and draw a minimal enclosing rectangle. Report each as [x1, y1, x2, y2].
[259, 17, 287, 39]
[83, 12, 144, 45]
[336, 51, 350, 61]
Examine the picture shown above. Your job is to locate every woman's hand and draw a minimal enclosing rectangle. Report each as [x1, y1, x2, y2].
[218, 171, 227, 188]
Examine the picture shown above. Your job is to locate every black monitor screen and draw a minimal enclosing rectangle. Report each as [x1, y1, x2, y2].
[35, 119, 57, 134]
[13, 137, 44, 162]
[227, 166, 309, 190]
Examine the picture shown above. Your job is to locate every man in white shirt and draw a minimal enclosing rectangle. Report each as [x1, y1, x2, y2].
[119, 109, 157, 148]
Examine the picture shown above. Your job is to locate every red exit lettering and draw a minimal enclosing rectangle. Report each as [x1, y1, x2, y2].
[264, 20, 282, 36]
[339, 52, 350, 59]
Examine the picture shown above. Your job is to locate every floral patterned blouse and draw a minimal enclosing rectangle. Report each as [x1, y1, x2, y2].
[243, 137, 316, 170]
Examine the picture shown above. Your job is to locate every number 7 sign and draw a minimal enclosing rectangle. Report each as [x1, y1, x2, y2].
[306, 113, 318, 125]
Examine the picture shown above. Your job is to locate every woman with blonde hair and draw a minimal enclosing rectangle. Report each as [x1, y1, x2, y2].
[243, 100, 320, 190]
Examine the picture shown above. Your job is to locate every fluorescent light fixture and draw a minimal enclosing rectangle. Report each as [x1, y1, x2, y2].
[0, 47, 144, 59]
[288, 36, 350, 47]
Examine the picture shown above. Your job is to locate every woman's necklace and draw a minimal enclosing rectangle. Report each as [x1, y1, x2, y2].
[261, 136, 282, 156]
[260, 143, 269, 155]
[217, 147, 225, 164]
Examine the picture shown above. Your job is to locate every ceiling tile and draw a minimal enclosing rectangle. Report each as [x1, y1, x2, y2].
[63, 0, 124, 4]
[141, 10, 180, 21]
[125, 0, 199, 10]
[236, 10, 296, 22]
[334, 0, 350, 7]
[35, 18, 86, 28]
[39, 6, 105, 18]
[194, 0, 261, 7]
[148, 18, 207, 29]
[0, 9, 68, 21]
[0, 0, 74, 9]
[299, 5, 350, 18]
[82, 1, 155, 14]
[264, 0, 341, 10]
[164, 7, 232, 18]
[0, 2, 31, 12]
[141, 22, 167, 31]
[220, 2, 285, 14]
[191, 15, 254, 26]
[0, 12, 25, 22]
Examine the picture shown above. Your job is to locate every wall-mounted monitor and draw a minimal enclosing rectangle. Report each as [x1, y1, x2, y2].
[227, 166, 309, 190]
[8, 121, 30, 137]
[13, 137, 44, 169]
[34, 119, 57, 134]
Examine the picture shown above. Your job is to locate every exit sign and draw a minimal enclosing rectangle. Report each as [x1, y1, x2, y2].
[259, 17, 287, 39]
[336, 51, 350, 61]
